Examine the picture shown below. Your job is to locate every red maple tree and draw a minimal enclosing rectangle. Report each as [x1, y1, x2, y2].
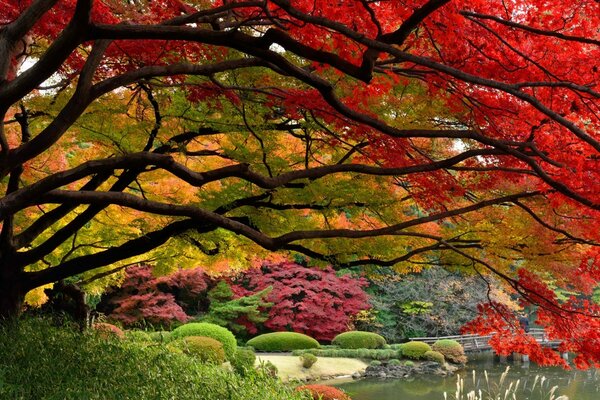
[230, 262, 370, 341]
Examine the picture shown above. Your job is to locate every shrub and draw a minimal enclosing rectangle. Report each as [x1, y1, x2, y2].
[173, 336, 226, 364]
[432, 339, 467, 364]
[230, 262, 371, 341]
[297, 385, 352, 400]
[388, 359, 402, 366]
[390, 343, 405, 351]
[300, 353, 318, 369]
[171, 322, 237, 359]
[0, 318, 310, 400]
[125, 330, 151, 342]
[257, 360, 278, 377]
[401, 341, 432, 359]
[404, 360, 414, 367]
[332, 331, 386, 349]
[92, 322, 124, 339]
[369, 360, 381, 366]
[424, 350, 445, 364]
[246, 332, 320, 352]
[149, 330, 172, 343]
[231, 348, 256, 375]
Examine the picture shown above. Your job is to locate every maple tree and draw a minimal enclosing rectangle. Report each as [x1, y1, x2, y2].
[0, 0, 599, 366]
[230, 261, 370, 340]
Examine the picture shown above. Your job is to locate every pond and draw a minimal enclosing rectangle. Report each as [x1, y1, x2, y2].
[335, 354, 600, 400]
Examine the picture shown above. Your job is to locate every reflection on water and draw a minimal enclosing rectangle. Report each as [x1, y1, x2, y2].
[335, 353, 600, 400]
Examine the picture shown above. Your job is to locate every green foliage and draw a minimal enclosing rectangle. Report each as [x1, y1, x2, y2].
[369, 360, 382, 366]
[246, 332, 320, 352]
[389, 343, 405, 351]
[388, 359, 402, 366]
[92, 322, 124, 339]
[332, 331, 386, 349]
[404, 360, 414, 367]
[173, 336, 226, 364]
[300, 353, 318, 369]
[171, 322, 237, 359]
[432, 339, 467, 364]
[148, 330, 172, 343]
[293, 348, 399, 360]
[359, 267, 510, 342]
[401, 341, 432, 360]
[200, 281, 272, 337]
[231, 348, 257, 376]
[125, 330, 151, 342]
[0, 318, 310, 400]
[424, 350, 445, 364]
[257, 360, 278, 377]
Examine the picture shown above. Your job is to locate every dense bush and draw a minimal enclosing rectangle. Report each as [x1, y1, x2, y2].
[293, 348, 399, 360]
[103, 265, 209, 327]
[246, 332, 320, 351]
[92, 322, 124, 339]
[148, 330, 172, 343]
[388, 359, 402, 366]
[423, 350, 445, 364]
[230, 262, 371, 341]
[125, 330, 151, 342]
[0, 318, 310, 400]
[297, 385, 352, 400]
[432, 339, 467, 364]
[332, 331, 386, 349]
[173, 336, 226, 364]
[300, 353, 318, 369]
[401, 341, 432, 359]
[171, 322, 237, 359]
[231, 348, 257, 375]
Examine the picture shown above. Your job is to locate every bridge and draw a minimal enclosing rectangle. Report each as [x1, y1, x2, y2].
[409, 328, 562, 353]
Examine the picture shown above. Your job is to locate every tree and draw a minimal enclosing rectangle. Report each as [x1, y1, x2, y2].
[1, 0, 599, 365]
[230, 261, 371, 340]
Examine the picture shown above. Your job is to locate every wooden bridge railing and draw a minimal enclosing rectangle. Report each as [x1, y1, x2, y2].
[409, 328, 561, 353]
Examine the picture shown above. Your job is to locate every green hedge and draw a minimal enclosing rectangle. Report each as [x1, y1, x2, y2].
[0, 318, 310, 400]
[231, 348, 257, 376]
[246, 332, 320, 352]
[125, 330, 151, 342]
[171, 323, 237, 359]
[401, 341, 432, 360]
[292, 348, 399, 360]
[423, 350, 445, 364]
[432, 339, 467, 364]
[332, 331, 386, 349]
[173, 336, 226, 364]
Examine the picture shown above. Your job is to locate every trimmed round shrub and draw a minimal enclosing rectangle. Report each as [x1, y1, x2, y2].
[171, 323, 237, 359]
[369, 360, 381, 366]
[424, 350, 445, 364]
[332, 331, 386, 349]
[92, 323, 124, 339]
[388, 359, 402, 366]
[300, 353, 318, 369]
[231, 348, 256, 375]
[390, 343, 405, 351]
[401, 341, 432, 359]
[432, 339, 467, 364]
[125, 330, 151, 342]
[246, 332, 320, 352]
[297, 384, 352, 400]
[173, 336, 226, 364]
[404, 360, 414, 367]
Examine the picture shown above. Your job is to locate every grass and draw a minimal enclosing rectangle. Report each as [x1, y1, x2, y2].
[0, 318, 309, 400]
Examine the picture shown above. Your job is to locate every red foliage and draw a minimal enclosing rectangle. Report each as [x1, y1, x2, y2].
[230, 262, 371, 341]
[92, 322, 125, 339]
[296, 384, 352, 400]
[107, 265, 210, 327]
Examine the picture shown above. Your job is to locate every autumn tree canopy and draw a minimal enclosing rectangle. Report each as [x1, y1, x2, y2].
[1, 0, 599, 366]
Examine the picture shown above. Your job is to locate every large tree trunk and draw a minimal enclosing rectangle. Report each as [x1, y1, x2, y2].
[0, 267, 25, 321]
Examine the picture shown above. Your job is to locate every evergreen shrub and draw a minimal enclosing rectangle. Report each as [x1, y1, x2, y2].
[432, 339, 467, 364]
[332, 331, 386, 349]
[171, 322, 237, 359]
[246, 332, 320, 351]
[401, 341, 432, 359]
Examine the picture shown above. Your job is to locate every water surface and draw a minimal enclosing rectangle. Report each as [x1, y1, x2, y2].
[336, 354, 600, 400]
